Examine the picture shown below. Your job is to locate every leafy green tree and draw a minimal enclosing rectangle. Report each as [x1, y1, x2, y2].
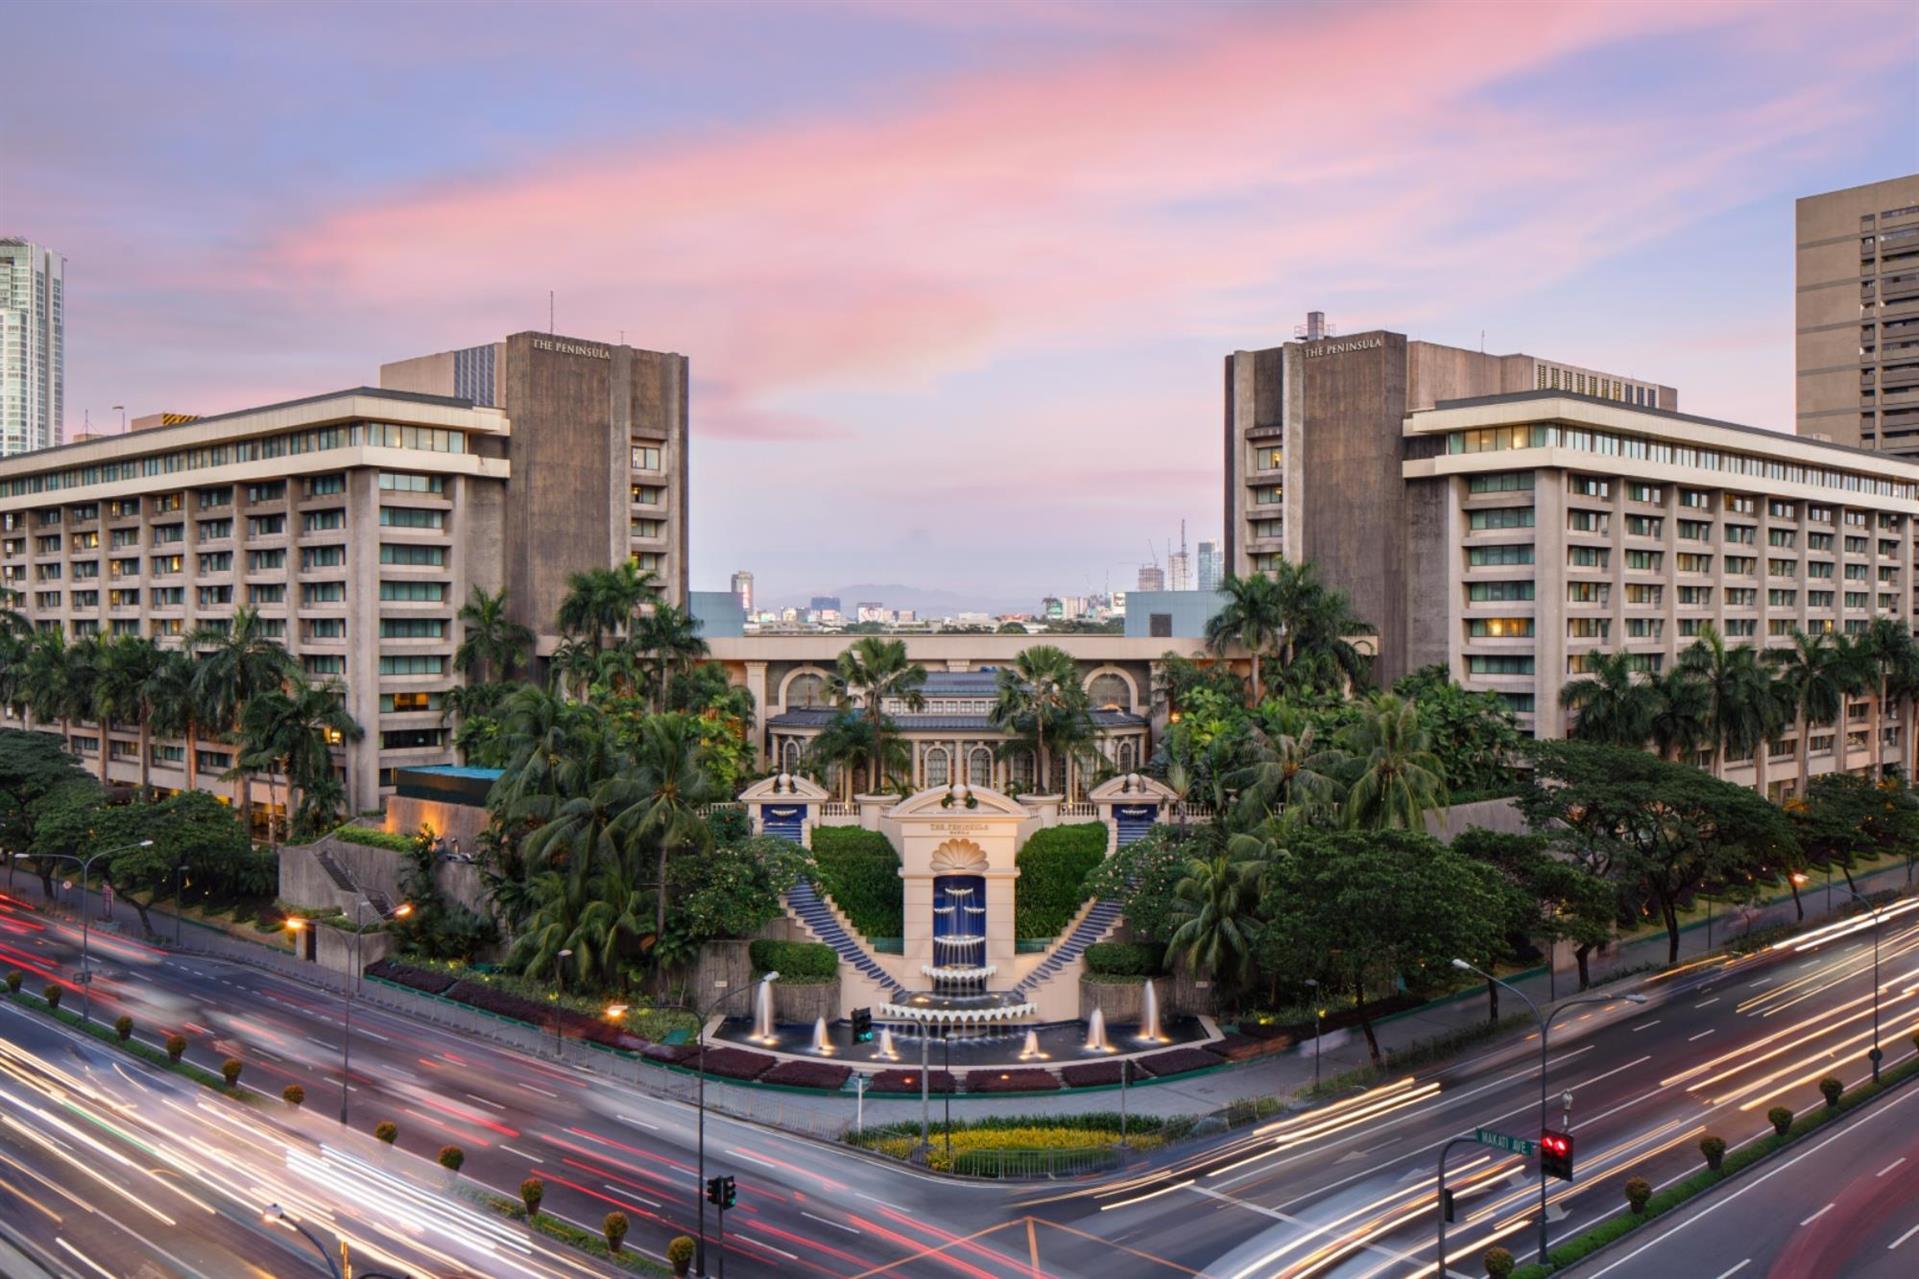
[828, 636, 925, 791]
[454, 586, 534, 684]
[1519, 741, 1796, 962]
[27, 779, 112, 896]
[1205, 572, 1286, 707]
[668, 835, 813, 942]
[1453, 828, 1617, 990]
[1082, 825, 1205, 943]
[989, 645, 1094, 796]
[1558, 650, 1658, 747]
[1165, 853, 1264, 1009]
[1767, 629, 1865, 802]
[1226, 704, 1349, 827]
[103, 791, 253, 935]
[0, 730, 89, 888]
[1861, 619, 1915, 779]
[1389, 667, 1521, 798]
[190, 606, 295, 830]
[1678, 625, 1782, 781]
[1337, 693, 1447, 830]
[1258, 828, 1511, 1065]
[1791, 771, 1919, 895]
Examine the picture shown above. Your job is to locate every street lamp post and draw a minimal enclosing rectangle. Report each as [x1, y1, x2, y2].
[1451, 959, 1646, 1266]
[339, 899, 412, 1125]
[263, 1204, 341, 1279]
[1305, 978, 1322, 1091]
[174, 862, 190, 947]
[554, 948, 574, 1057]
[38, 840, 154, 1025]
[1842, 890, 1888, 1082]
[695, 971, 776, 1278]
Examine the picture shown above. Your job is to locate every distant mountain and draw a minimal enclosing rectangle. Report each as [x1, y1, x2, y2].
[761, 582, 1031, 616]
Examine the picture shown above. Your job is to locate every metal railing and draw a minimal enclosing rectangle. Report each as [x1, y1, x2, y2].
[944, 1146, 1122, 1179]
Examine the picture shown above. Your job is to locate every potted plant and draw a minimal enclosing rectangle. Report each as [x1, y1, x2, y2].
[43, 983, 62, 1010]
[1768, 1106, 1793, 1136]
[221, 1058, 243, 1088]
[1819, 1076, 1843, 1110]
[283, 1084, 306, 1108]
[114, 1014, 133, 1042]
[1699, 1135, 1726, 1171]
[1624, 1176, 1652, 1215]
[520, 1177, 544, 1221]
[603, 1211, 629, 1255]
[374, 1121, 398, 1145]
[165, 1033, 186, 1063]
[1483, 1248, 1515, 1279]
[668, 1235, 695, 1277]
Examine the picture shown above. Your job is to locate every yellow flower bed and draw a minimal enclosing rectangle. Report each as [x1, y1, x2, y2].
[861, 1125, 1162, 1172]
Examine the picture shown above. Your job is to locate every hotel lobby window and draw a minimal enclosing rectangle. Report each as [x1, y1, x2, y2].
[924, 747, 950, 788]
[1087, 673, 1130, 711]
[786, 673, 828, 707]
[969, 748, 994, 787]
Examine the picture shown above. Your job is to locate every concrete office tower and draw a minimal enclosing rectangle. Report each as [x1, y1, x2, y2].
[1197, 540, 1222, 592]
[0, 239, 65, 456]
[731, 570, 754, 614]
[1795, 176, 1919, 454]
[1223, 321, 1675, 682]
[1137, 565, 1165, 592]
[381, 331, 690, 627]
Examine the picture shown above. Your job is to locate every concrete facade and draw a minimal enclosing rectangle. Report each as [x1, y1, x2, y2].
[1795, 176, 1919, 454]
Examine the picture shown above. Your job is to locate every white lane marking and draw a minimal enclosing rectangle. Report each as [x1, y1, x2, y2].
[603, 1182, 660, 1209]
[1632, 1020, 1662, 1032]
[356, 1028, 390, 1042]
[1748, 976, 1773, 988]
[1890, 1221, 1919, 1250]
[1879, 1157, 1907, 1177]
[1689, 1030, 1716, 1042]
[856, 1192, 903, 1211]
[500, 1144, 543, 1163]
[726, 1148, 780, 1170]
[465, 1093, 506, 1111]
[617, 1112, 658, 1130]
[801, 1210, 861, 1234]
[1712, 1261, 1751, 1279]
[55, 1239, 115, 1279]
[1800, 1203, 1835, 1226]
[739, 1234, 799, 1261]
[1695, 997, 1720, 1009]
[520, 1082, 558, 1098]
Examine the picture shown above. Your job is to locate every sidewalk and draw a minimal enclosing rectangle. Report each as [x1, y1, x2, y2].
[7, 859, 1912, 1126]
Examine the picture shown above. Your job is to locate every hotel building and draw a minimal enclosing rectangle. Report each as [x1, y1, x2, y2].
[1405, 390, 1919, 797]
[1223, 323, 1674, 682]
[0, 331, 688, 819]
[0, 238, 65, 457]
[1795, 175, 1919, 454]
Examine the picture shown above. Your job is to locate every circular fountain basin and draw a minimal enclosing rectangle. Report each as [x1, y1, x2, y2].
[709, 1015, 1211, 1065]
[879, 989, 1036, 1025]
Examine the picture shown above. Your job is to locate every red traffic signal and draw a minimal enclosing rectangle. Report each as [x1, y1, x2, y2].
[1540, 1128, 1575, 1181]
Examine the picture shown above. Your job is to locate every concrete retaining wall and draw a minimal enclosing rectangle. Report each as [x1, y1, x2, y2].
[1425, 796, 1526, 843]
[1079, 976, 1145, 1025]
[694, 940, 754, 1013]
[773, 980, 840, 1025]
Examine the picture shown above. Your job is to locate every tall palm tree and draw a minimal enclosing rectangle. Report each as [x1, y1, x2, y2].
[801, 711, 904, 801]
[1863, 618, 1914, 779]
[455, 586, 533, 684]
[1228, 704, 1350, 826]
[1338, 693, 1447, 830]
[94, 635, 165, 794]
[25, 632, 97, 769]
[190, 605, 294, 831]
[601, 713, 717, 943]
[1647, 667, 1710, 764]
[1882, 625, 1919, 783]
[988, 644, 1091, 796]
[490, 684, 618, 827]
[1165, 854, 1264, 1007]
[556, 561, 660, 653]
[1205, 572, 1284, 706]
[1679, 625, 1778, 780]
[1558, 650, 1658, 747]
[1767, 628, 1856, 802]
[0, 624, 35, 730]
[146, 646, 206, 792]
[630, 603, 709, 712]
[239, 677, 363, 840]
[828, 636, 925, 792]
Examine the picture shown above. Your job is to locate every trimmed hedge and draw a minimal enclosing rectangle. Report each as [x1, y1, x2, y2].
[366, 957, 458, 994]
[965, 1068, 1060, 1093]
[809, 827, 904, 939]
[1014, 823, 1108, 940]
[694, 1047, 777, 1080]
[1084, 942, 1163, 977]
[870, 1068, 955, 1094]
[1134, 1047, 1223, 1078]
[759, 1059, 853, 1090]
[1060, 1060, 1126, 1088]
[328, 824, 416, 853]
[748, 939, 838, 981]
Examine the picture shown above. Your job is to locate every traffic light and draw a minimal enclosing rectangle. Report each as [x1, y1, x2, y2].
[851, 1007, 873, 1043]
[1540, 1129, 1574, 1181]
[706, 1175, 738, 1209]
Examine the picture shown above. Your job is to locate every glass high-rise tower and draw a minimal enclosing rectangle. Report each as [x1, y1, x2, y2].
[0, 239, 65, 457]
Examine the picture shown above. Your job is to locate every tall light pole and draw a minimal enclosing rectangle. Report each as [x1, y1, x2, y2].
[1305, 978, 1322, 1091]
[339, 899, 411, 1125]
[174, 862, 190, 947]
[262, 1204, 341, 1279]
[696, 971, 775, 1278]
[554, 948, 574, 1057]
[1841, 890, 1888, 1082]
[38, 840, 154, 1025]
[1452, 959, 1646, 1266]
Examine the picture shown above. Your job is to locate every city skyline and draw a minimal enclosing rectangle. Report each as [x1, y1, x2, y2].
[5, 1, 1915, 600]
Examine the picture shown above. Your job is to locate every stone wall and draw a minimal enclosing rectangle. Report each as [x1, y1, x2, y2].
[1424, 796, 1526, 843]
[1079, 976, 1145, 1025]
[693, 940, 754, 1015]
[773, 980, 840, 1026]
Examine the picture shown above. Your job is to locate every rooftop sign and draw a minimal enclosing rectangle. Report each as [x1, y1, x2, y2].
[1305, 336, 1383, 358]
[531, 336, 610, 360]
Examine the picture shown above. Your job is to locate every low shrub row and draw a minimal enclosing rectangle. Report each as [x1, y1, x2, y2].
[471, 1191, 670, 1276]
[1083, 942, 1164, 977]
[365, 957, 458, 994]
[759, 1059, 852, 1090]
[809, 827, 905, 939]
[327, 824, 416, 853]
[747, 939, 838, 981]
[1014, 823, 1108, 940]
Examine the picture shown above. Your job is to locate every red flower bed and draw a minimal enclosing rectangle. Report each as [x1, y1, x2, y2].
[445, 979, 556, 1024]
[964, 1068, 1059, 1093]
[1060, 1060, 1126, 1087]
[870, 1068, 955, 1094]
[1134, 1047, 1222, 1078]
[695, 1047, 778, 1080]
[760, 1060, 853, 1090]
[364, 958, 457, 995]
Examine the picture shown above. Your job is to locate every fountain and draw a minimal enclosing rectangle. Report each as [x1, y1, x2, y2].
[811, 1017, 833, 1055]
[1084, 1007, 1112, 1053]
[753, 978, 777, 1045]
[877, 1028, 900, 1061]
[1138, 979, 1164, 1043]
[879, 877, 1035, 1037]
[1017, 1029, 1044, 1061]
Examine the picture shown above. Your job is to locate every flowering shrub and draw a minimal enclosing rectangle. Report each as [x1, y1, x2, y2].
[965, 1068, 1059, 1093]
[694, 1047, 777, 1080]
[1061, 1061, 1126, 1088]
[364, 958, 458, 995]
[869, 1068, 956, 1094]
[759, 1060, 852, 1090]
[1134, 1047, 1222, 1078]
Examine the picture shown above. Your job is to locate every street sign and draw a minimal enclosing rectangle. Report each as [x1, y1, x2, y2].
[1474, 1127, 1539, 1158]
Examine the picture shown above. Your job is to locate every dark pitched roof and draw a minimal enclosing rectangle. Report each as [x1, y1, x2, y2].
[766, 707, 1146, 731]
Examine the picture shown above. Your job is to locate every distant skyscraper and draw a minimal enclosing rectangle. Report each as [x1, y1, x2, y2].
[1197, 540, 1222, 592]
[810, 595, 841, 613]
[0, 239, 64, 456]
[731, 570, 754, 614]
[1137, 565, 1165, 592]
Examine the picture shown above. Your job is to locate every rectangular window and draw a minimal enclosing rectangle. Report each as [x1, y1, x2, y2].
[110, 557, 139, 578]
[383, 691, 443, 713]
[1569, 476, 1611, 498]
[246, 481, 286, 504]
[197, 487, 231, 508]
[1469, 507, 1534, 529]
[1808, 533, 1835, 551]
[306, 474, 346, 497]
[1677, 520, 1712, 541]
[1567, 546, 1609, 568]
[378, 654, 446, 676]
[379, 543, 446, 566]
[72, 590, 99, 608]
[1678, 586, 1713, 606]
[1845, 535, 1869, 554]
[1567, 617, 1610, 638]
[1676, 553, 1713, 573]
[1724, 524, 1756, 544]
[1466, 617, 1534, 638]
[378, 506, 444, 529]
[197, 552, 233, 573]
[381, 727, 447, 750]
[302, 582, 346, 605]
[1467, 580, 1535, 602]
[1467, 471, 1534, 493]
[1567, 510, 1608, 534]
[152, 586, 185, 606]
[247, 549, 286, 571]
[301, 546, 347, 570]
[379, 580, 447, 602]
[1807, 561, 1834, 578]
[631, 445, 662, 471]
[1627, 484, 1663, 504]
[303, 654, 346, 676]
[303, 509, 346, 532]
[380, 617, 446, 639]
[1725, 587, 1758, 607]
[70, 561, 98, 580]
[1768, 500, 1797, 520]
[377, 472, 444, 494]
[1768, 528, 1797, 548]
[1847, 591, 1870, 609]
[1725, 495, 1756, 514]
[1625, 550, 1663, 571]
[1678, 489, 1711, 508]
[1625, 515, 1662, 537]
[152, 523, 183, 544]
[109, 527, 139, 549]
[246, 514, 286, 538]
[1725, 618, 1757, 637]
[249, 584, 286, 605]
[35, 535, 61, 554]
[1566, 582, 1610, 604]
[1808, 591, 1836, 608]
[1725, 555, 1756, 575]
[304, 617, 347, 640]
[1466, 654, 1534, 675]
[1624, 618, 1663, 639]
[196, 585, 232, 606]
[1498, 692, 1536, 714]
[1808, 504, 1832, 523]
[197, 518, 232, 540]
[1768, 589, 1798, 606]
[363, 423, 466, 454]
[1624, 584, 1662, 606]
[631, 485, 665, 505]
[630, 518, 665, 539]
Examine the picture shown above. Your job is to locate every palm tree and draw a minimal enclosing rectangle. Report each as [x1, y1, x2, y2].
[1882, 626, 1919, 784]
[94, 635, 165, 794]
[1679, 625, 1779, 780]
[988, 645, 1092, 796]
[1863, 618, 1914, 779]
[239, 677, 363, 840]
[828, 636, 925, 792]
[490, 684, 618, 827]
[146, 646, 206, 792]
[601, 713, 717, 944]
[190, 605, 294, 831]
[1559, 650, 1658, 746]
[1338, 693, 1447, 830]
[455, 586, 533, 684]
[548, 636, 600, 701]
[801, 711, 904, 800]
[1205, 572, 1284, 706]
[1165, 854, 1264, 1008]
[630, 604, 709, 711]
[1767, 629, 1855, 802]
[1647, 667, 1710, 764]
[556, 561, 660, 653]
[1228, 704, 1350, 826]
[25, 632, 97, 769]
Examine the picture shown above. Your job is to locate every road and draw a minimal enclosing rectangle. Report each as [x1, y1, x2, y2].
[2, 884, 1915, 1278]
[1562, 1068, 1919, 1279]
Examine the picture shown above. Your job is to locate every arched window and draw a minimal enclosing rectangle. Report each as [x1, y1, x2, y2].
[925, 746, 950, 788]
[1010, 751, 1035, 790]
[969, 746, 994, 787]
[786, 672, 828, 708]
[1087, 672, 1130, 712]
[1117, 739, 1137, 773]
[781, 739, 801, 774]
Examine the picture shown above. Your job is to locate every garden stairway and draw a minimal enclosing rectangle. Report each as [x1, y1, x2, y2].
[783, 879, 908, 1006]
[1012, 898, 1124, 1001]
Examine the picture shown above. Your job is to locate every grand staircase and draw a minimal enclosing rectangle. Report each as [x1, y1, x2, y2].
[784, 879, 908, 1001]
[1012, 898, 1124, 999]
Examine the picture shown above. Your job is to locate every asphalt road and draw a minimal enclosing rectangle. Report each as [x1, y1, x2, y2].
[2, 884, 1915, 1279]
